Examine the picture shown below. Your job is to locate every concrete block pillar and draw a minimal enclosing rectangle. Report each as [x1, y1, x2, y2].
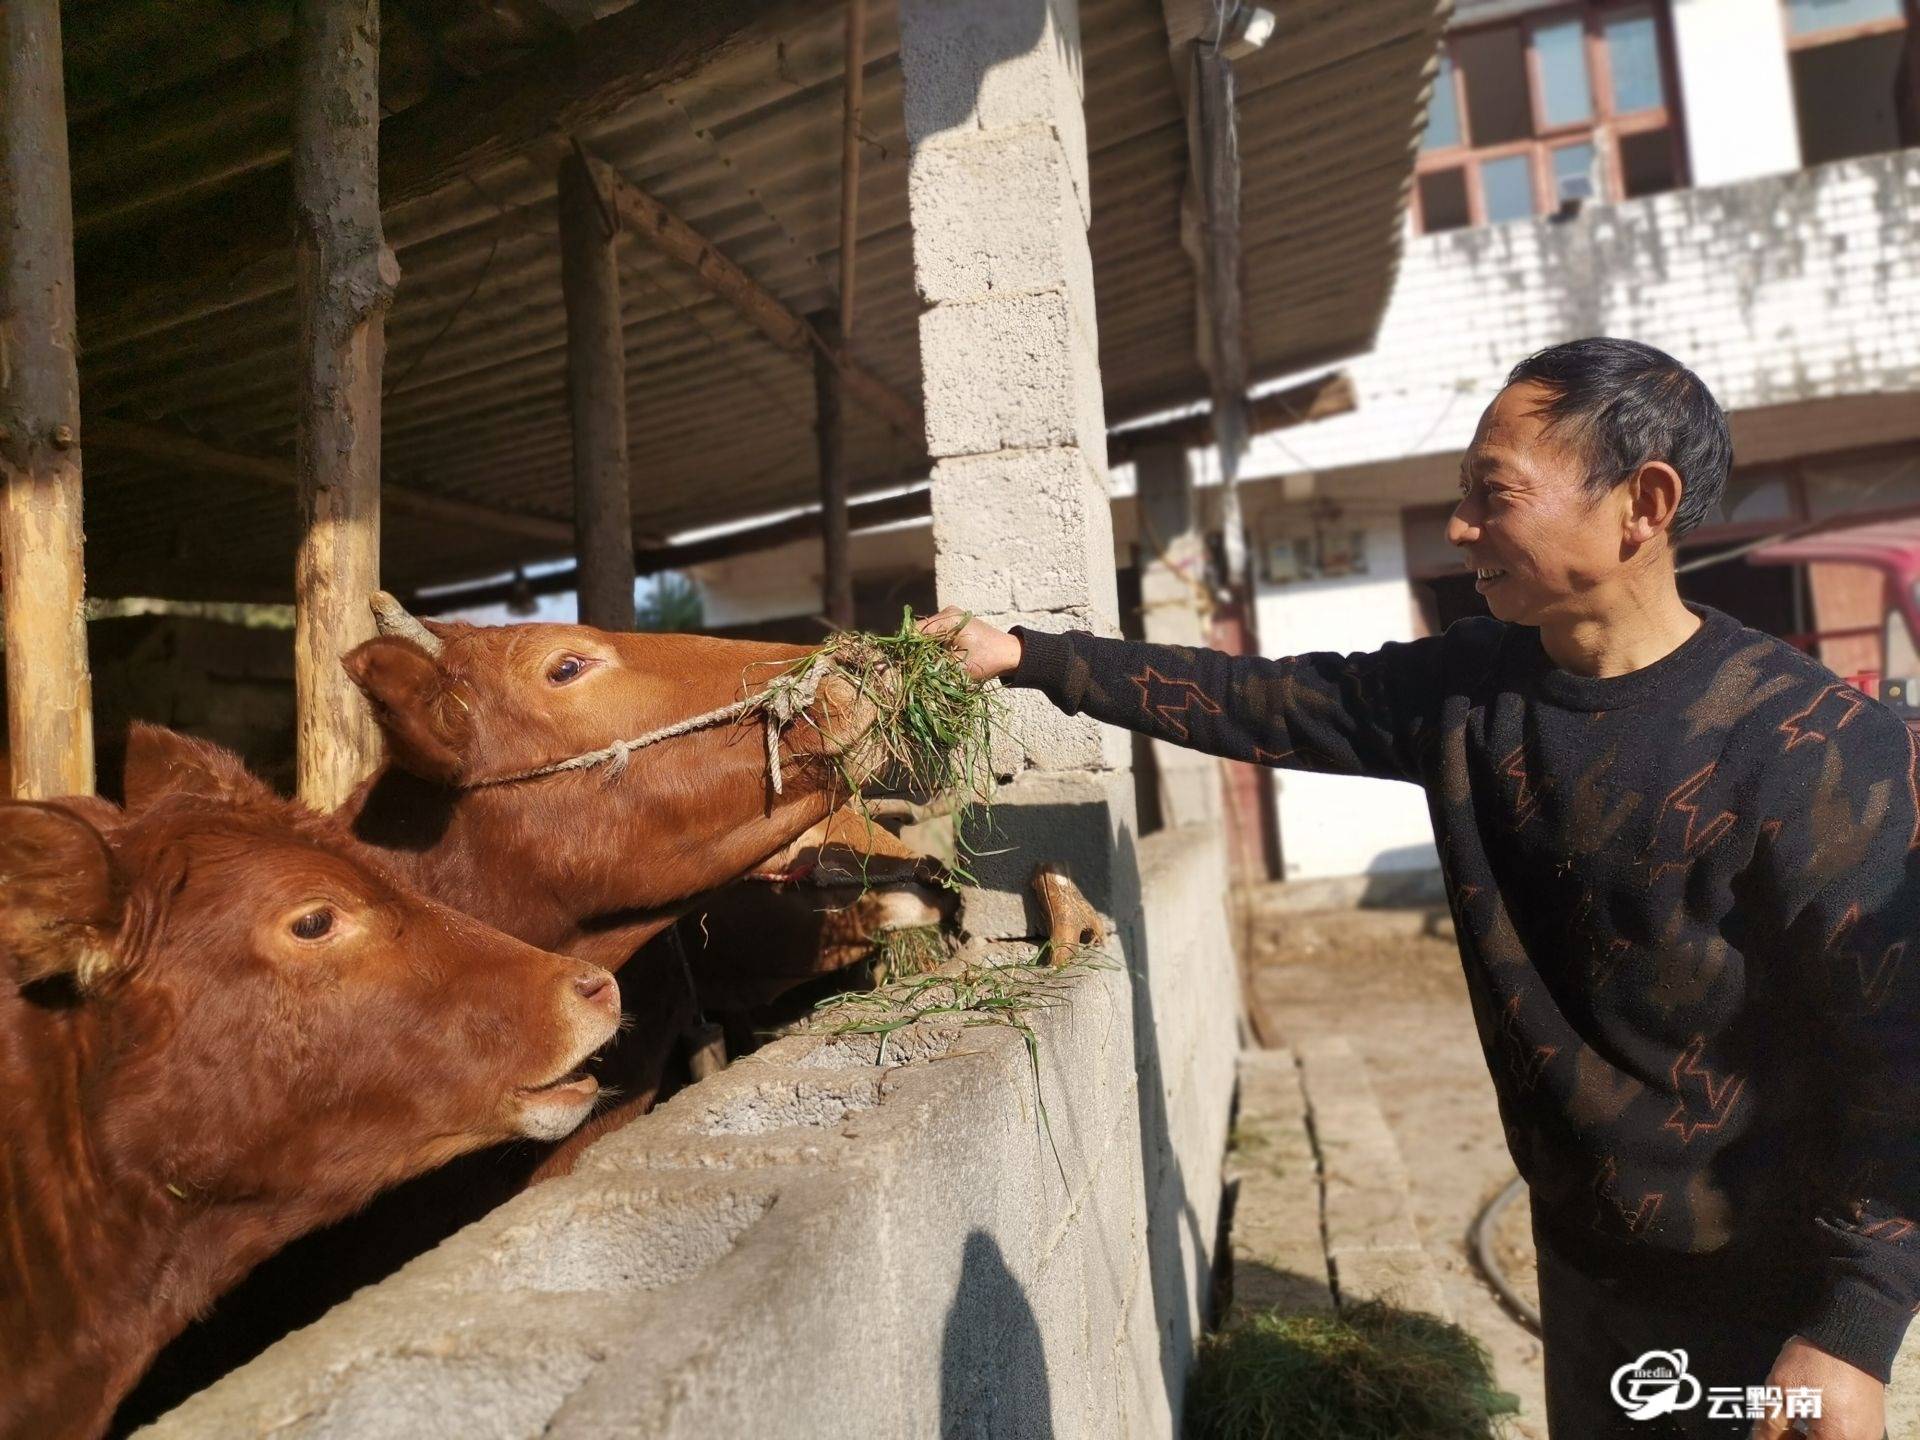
[1135, 443, 1219, 830]
[900, 0, 1136, 940]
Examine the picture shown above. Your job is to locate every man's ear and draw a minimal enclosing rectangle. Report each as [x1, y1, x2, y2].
[1625, 460, 1685, 545]
[0, 803, 124, 989]
[123, 724, 275, 813]
[341, 637, 473, 786]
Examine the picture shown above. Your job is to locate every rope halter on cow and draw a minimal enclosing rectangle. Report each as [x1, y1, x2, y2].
[463, 653, 838, 794]
[368, 592, 841, 796]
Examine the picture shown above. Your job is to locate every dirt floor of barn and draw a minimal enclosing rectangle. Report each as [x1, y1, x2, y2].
[1235, 888, 1920, 1440]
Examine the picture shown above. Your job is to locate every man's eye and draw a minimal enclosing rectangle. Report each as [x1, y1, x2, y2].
[548, 656, 587, 685]
[290, 908, 334, 941]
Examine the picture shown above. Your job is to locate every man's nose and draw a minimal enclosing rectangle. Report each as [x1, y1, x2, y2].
[1447, 507, 1478, 548]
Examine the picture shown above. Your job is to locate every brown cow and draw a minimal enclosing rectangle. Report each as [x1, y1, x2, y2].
[333, 619, 874, 969]
[106, 624, 907, 1422]
[326, 615, 942, 1106]
[0, 745, 621, 1440]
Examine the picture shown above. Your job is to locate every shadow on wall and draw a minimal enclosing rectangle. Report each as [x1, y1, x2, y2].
[941, 1230, 1055, 1439]
[898, 0, 1069, 144]
[1120, 825, 1214, 1426]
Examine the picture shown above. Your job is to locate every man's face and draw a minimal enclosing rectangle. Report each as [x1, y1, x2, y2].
[1447, 381, 1627, 626]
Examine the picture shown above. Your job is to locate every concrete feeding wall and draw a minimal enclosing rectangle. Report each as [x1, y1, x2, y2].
[137, 824, 1241, 1439]
[1246, 148, 1920, 490]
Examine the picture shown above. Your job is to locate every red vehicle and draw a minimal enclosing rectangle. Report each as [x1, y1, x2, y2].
[1747, 516, 1920, 723]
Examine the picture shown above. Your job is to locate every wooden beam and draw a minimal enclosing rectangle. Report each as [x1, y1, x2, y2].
[558, 150, 636, 630]
[837, 0, 866, 339]
[79, 0, 815, 355]
[583, 150, 923, 441]
[1159, 3, 1255, 584]
[409, 485, 933, 614]
[1107, 372, 1356, 466]
[85, 418, 577, 546]
[292, 0, 396, 811]
[812, 311, 853, 630]
[0, 0, 95, 799]
[1194, 44, 1248, 467]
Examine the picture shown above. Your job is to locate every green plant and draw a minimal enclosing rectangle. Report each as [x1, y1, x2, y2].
[1185, 1302, 1520, 1440]
[806, 948, 1117, 1185]
[757, 606, 1004, 886]
[866, 924, 950, 986]
[636, 572, 703, 632]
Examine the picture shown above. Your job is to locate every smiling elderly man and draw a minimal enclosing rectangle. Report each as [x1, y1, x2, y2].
[928, 338, 1917, 1440]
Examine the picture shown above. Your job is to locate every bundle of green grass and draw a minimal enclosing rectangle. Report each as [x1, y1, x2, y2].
[1185, 1302, 1520, 1440]
[761, 608, 1001, 877]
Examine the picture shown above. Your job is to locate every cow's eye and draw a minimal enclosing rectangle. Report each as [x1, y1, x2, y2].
[290, 908, 334, 941]
[547, 655, 588, 685]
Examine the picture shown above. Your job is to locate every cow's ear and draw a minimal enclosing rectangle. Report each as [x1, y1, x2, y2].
[341, 637, 472, 786]
[0, 804, 123, 989]
[123, 724, 274, 814]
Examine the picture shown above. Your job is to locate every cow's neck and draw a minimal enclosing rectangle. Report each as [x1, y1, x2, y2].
[338, 762, 839, 961]
[0, 1006, 289, 1440]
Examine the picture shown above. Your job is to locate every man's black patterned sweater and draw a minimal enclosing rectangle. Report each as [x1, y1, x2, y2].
[1008, 605, 1920, 1380]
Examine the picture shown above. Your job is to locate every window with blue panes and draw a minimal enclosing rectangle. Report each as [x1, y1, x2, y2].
[1415, 2, 1687, 234]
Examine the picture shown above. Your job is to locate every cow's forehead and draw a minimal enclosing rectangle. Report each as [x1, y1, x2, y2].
[459, 621, 616, 669]
[122, 806, 396, 903]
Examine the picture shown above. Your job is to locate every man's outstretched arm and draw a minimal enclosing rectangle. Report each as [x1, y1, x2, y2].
[919, 608, 1449, 785]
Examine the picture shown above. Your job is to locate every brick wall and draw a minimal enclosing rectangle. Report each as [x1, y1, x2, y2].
[1246, 149, 1920, 489]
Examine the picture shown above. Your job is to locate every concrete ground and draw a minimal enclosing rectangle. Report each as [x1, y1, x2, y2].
[1236, 889, 1920, 1439]
[1239, 896, 1549, 1439]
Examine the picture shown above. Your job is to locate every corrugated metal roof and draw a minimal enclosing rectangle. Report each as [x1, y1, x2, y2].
[62, 0, 1448, 601]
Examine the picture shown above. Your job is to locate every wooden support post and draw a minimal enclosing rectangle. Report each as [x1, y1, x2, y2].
[838, 0, 866, 339]
[292, 0, 399, 810]
[812, 310, 853, 630]
[1193, 43, 1249, 586]
[558, 150, 635, 631]
[0, 0, 94, 799]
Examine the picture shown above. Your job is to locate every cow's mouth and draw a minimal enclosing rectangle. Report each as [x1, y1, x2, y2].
[520, 1067, 599, 1098]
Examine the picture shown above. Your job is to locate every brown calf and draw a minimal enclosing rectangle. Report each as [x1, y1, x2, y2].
[322, 616, 918, 1115]
[0, 745, 620, 1440]
[334, 618, 871, 971]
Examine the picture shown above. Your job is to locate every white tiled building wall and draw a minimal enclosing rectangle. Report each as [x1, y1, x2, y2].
[1245, 147, 1920, 494]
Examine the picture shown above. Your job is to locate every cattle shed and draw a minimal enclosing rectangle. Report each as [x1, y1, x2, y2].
[3, 0, 1447, 1432]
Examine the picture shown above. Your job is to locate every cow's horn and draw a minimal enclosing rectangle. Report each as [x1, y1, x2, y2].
[370, 591, 444, 656]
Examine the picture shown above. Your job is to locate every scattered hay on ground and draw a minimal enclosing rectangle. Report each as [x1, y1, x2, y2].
[806, 948, 1118, 1185]
[806, 949, 1113, 1067]
[1184, 1301, 1520, 1440]
[865, 923, 951, 987]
